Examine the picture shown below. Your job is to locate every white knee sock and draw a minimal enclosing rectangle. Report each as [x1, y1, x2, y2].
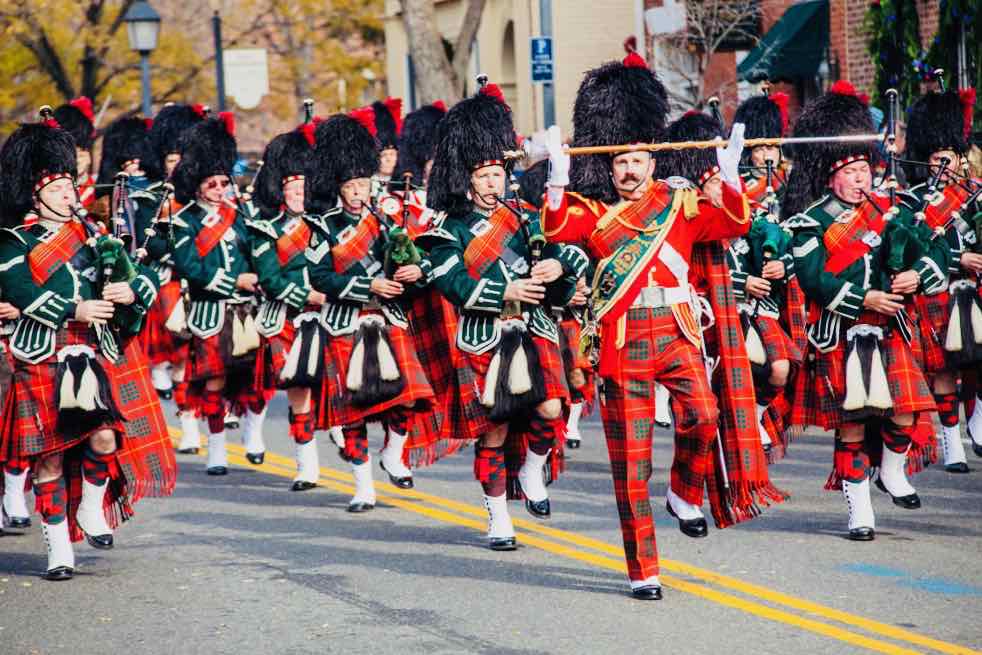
[242, 407, 267, 454]
[207, 431, 228, 469]
[842, 478, 875, 530]
[2, 469, 29, 520]
[566, 402, 583, 441]
[518, 448, 549, 502]
[177, 411, 201, 450]
[350, 458, 376, 505]
[879, 445, 916, 497]
[940, 425, 967, 466]
[483, 493, 514, 539]
[381, 429, 412, 478]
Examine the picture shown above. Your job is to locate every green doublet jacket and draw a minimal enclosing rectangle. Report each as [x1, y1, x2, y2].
[129, 180, 175, 283]
[0, 219, 159, 364]
[906, 182, 965, 281]
[305, 207, 427, 336]
[247, 210, 314, 337]
[726, 204, 796, 319]
[424, 208, 589, 355]
[788, 193, 950, 351]
[171, 200, 257, 339]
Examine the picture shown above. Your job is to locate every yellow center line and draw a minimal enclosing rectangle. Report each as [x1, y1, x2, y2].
[169, 428, 980, 654]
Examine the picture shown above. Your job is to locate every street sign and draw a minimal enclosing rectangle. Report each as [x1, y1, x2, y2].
[530, 36, 554, 84]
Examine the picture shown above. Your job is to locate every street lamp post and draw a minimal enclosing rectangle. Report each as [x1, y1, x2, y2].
[123, 1, 161, 117]
[213, 10, 227, 112]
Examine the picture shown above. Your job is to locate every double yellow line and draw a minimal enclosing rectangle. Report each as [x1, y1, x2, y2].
[170, 428, 979, 655]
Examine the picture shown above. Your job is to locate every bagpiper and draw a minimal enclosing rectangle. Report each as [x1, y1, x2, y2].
[517, 159, 594, 450]
[784, 82, 949, 540]
[169, 114, 268, 474]
[137, 103, 206, 409]
[370, 97, 403, 201]
[53, 98, 97, 212]
[249, 119, 329, 489]
[0, 113, 175, 579]
[422, 83, 586, 550]
[904, 87, 982, 471]
[306, 110, 436, 511]
[542, 49, 783, 599]
[725, 91, 807, 458]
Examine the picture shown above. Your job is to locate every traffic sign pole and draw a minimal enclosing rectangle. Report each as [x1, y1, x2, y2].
[539, 0, 555, 128]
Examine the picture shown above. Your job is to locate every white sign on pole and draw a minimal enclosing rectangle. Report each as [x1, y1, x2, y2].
[224, 48, 269, 109]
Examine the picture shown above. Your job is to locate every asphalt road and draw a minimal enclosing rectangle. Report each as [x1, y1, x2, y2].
[1, 393, 980, 655]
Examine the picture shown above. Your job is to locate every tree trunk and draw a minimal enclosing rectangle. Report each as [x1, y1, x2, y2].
[400, 0, 459, 104]
[451, 0, 487, 96]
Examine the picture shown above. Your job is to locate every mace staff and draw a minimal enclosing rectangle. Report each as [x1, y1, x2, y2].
[506, 133, 885, 160]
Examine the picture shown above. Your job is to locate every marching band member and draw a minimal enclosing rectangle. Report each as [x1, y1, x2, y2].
[423, 83, 586, 549]
[306, 110, 435, 511]
[543, 50, 782, 599]
[170, 114, 268, 474]
[0, 116, 174, 579]
[784, 83, 949, 540]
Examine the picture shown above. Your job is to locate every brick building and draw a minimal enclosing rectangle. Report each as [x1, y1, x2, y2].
[644, 0, 941, 124]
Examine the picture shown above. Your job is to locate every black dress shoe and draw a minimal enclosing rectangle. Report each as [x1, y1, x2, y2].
[973, 441, 982, 458]
[156, 388, 173, 401]
[291, 480, 317, 492]
[665, 502, 708, 538]
[762, 443, 773, 457]
[347, 502, 375, 513]
[176, 447, 199, 455]
[85, 533, 114, 550]
[246, 452, 265, 465]
[654, 420, 671, 429]
[5, 516, 30, 529]
[525, 497, 551, 519]
[225, 417, 240, 430]
[945, 462, 970, 474]
[206, 466, 228, 476]
[42, 566, 74, 581]
[566, 437, 581, 450]
[489, 537, 518, 551]
[847, 527, 875, 541]
[631, 585, 663, 600]
[873, 477, 921, 509]
[379, 461, 414, 489]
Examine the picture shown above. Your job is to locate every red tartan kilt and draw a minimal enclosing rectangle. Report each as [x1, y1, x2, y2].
[751, 314, 805, 366]
[913, 292, 950, 374]
[257, 324, 295, 391]
[188, 304, 259, 382]
[443, 334, 569, 440]
[559, 317, 595, 405]
[792, 314, 935, 430]
[1, 322, 175, 542]
[322, 316, 435, 427]
[143, 280, 189, 367]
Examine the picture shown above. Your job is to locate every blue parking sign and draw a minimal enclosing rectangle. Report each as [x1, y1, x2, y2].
[530, 36, 553, 83]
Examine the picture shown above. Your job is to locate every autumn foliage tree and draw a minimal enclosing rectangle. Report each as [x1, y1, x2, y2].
[0, 0, 385, 139]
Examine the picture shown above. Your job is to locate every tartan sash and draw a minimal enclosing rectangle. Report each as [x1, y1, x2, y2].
[744, 169, 786, 205]
[28, 221, 89, 285]
[276, 216, 311, 266]
[922, 182, 973, 230]
[462, 206, 521, 277]
[194, 204, 238, 258]
[824, 195, 891, 275]
[331, 214, 380, 273]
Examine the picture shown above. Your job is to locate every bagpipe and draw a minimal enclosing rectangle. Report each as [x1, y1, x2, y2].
[373, 172, 424, 278]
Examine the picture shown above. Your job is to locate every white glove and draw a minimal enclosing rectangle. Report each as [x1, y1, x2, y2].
[546, 125, 570, 188]
[523, 130, 550, 162]
[716, 122, 745, 189]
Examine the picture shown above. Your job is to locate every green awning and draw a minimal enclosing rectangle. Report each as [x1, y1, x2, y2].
[737, 0, 829, 82]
